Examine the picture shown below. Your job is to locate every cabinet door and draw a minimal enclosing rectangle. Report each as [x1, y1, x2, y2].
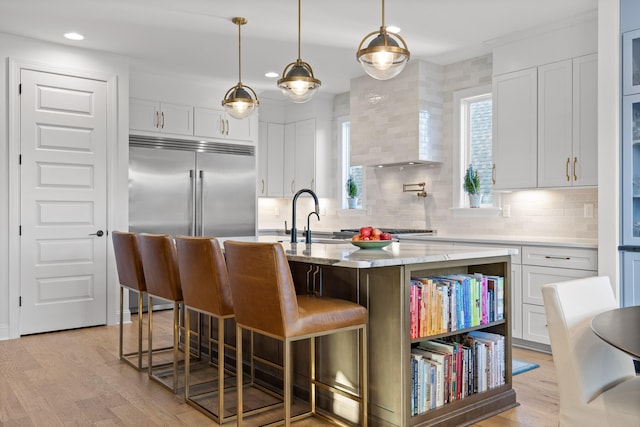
[257, 122, 268, 196]
[622, 94, 640, 245]
[130, 98, 160, 132]
[522, 265, 594, 306]
[159, 102, 192, 135]
[511, 264, 523, 340]
[226, 115, 253, 141]
[623, 28, 640, 96]
[522, 304, 550, 345]
[294, 119, 316, 192]
[572, 54, 598, 187]
[622, 251, 640, 307]
[492, 68, 538, 189]
[537, 60, 572, 188]
[194, 107, 224, 138]
[267, 123, 285, 197]
[283, 123, 296, 197]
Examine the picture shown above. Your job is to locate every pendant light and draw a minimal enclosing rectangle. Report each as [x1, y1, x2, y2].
[277, 0, 321, 103]
[356, 0, 410, 80]
[222, 17, 258, 119]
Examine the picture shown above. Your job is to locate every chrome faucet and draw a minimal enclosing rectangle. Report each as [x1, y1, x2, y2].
[291, 188, 319, 244]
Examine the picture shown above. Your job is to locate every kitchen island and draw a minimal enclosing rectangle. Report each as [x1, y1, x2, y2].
[219, 237, 517, 427]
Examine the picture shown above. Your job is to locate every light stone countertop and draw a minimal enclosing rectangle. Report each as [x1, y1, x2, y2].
[397, 233, 598, 249]
[219, 235, 516, 269]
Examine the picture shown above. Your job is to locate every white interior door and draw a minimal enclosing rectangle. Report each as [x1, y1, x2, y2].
[19, 69, 108, 335]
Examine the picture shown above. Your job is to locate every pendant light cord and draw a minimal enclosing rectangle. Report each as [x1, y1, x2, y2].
[297, 0, 301, 61]
[237, 20, 242, 84]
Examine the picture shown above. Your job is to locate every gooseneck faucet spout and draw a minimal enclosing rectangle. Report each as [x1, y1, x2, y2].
[291, 188, 320, 243]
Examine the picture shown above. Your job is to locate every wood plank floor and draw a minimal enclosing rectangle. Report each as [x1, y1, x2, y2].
[0, 312, 559, 426]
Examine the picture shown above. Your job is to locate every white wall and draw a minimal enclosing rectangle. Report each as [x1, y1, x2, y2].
[0, 32, 130, 339]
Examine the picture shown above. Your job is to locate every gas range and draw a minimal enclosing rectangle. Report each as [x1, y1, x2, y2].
[332, 228, 436, 239]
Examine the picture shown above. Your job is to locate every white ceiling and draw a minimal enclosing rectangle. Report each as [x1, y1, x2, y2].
[1, 0, 597, 95]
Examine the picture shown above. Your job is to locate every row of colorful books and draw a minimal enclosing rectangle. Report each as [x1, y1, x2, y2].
[410, 330, 506, 416]
[409, 273, 504, 339]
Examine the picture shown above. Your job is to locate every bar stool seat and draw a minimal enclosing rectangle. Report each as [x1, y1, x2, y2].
[224, 241, 368, 427]
[137, 233, 186, 393]
[175, 236, 236, 423]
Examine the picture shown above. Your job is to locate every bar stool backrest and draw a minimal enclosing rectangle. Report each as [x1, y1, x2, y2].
[224, 241, 299, 338]
[175, 236, 234, 316]
[112, 231, 146, 292]
[138, 233, 183, 302]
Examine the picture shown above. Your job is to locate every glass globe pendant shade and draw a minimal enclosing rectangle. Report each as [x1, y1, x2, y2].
[357, 28, 410, 80]
[222, 84, 258, 119]
[277, 60, 321, 103]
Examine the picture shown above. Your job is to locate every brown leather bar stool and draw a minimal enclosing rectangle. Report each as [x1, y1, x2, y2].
[137, 233, 186, 393]
[112, 231, 148, 370]
[175, 236, 236, 423]
[224, 241, 368, 427]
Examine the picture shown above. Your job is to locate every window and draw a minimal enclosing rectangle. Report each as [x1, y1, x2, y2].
[339, 118, 364, 209]
[453, 85, 493, 208]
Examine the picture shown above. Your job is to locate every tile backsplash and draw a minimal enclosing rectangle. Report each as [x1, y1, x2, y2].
[258, 53, 598, 240]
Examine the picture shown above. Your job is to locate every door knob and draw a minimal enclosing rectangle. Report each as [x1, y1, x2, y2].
[89, 230, 104, 237]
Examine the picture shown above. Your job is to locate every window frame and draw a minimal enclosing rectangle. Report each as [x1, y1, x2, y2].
[452, 84, 495, 209]
[337, 116, 364, 210]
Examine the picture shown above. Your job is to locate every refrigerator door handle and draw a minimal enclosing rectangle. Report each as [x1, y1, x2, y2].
[189, 169, 196, 236]
[199, 170, 205, 236]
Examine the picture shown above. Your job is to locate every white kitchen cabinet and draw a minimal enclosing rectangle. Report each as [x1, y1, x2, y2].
[622, 251, 640, 306]
[537, 55, 597, 188]
[258, 122, 285, 197]
[520, 245, 597, 346]
[130, 98, 192, 135]
[492, 68, 538, 189]
[511, 263, 522, 340]
[193, 106, 253, 142]
[282, 119, 331, 198]
[493, 54, 597, 190]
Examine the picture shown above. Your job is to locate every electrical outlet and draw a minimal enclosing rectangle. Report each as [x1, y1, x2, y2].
[502, 204, 511, 218]
[584, 203, 593, 218]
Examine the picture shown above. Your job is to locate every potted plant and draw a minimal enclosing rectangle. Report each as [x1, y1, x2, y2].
[463, 165, 482, 208]
[346, 175, 359, 209]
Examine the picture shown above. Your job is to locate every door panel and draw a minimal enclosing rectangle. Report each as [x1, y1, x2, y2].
[197, 152, 256, 237]
[128, 147, 195, 236]
[20, 69, 108, 335]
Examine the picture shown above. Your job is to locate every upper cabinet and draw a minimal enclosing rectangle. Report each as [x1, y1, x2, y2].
[492, 54, 597, 190]
[350, 61, 443, 166]
[491, 13, 597, 190]
[194, 107, 253, 142]
[130, 98, 193, 135]
[492, 69, 538, 189]
[537, 55, 597, 188]
[623, 28, 640, 96]
[130, 98, 254, 143]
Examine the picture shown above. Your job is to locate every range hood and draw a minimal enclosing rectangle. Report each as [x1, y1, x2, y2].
[350, 60, 443, 167]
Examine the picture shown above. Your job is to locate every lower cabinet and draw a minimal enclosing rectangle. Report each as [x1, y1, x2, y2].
[621, 251, 640, 307]
[520, 246, 597, 346]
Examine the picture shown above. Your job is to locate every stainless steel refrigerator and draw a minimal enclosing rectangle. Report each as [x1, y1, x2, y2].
[128, 135, 256, 310]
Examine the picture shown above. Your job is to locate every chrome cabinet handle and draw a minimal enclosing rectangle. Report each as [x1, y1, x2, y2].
[189, 169, 195, 235]
[291, 180, 295, 194]
[261, 179, 265, 194]
[492, 164, 496, 185]
[573, 157, 578, 181]
[225, 119, 230, 136]
[161, 112, 165, 129]
[199, 170, 205, 236]
[565, 157, 570, 181]
[155, 111, 159, 128]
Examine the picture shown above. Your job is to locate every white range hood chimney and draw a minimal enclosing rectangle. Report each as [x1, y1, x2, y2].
[350, 60, 443, 167]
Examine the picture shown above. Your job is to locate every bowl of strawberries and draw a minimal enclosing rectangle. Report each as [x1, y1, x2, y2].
[350, 226, 394, 249]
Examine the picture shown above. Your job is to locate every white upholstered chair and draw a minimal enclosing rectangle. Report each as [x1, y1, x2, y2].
[542, 276, 640, 426]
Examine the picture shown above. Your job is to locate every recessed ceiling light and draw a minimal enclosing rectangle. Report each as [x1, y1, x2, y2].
[386, 25, 401, 33]
[64, 32, 84, 41]
[264, 72, 278, 78]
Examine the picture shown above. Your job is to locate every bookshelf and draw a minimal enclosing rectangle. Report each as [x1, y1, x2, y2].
[366, 255, 516, 427]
